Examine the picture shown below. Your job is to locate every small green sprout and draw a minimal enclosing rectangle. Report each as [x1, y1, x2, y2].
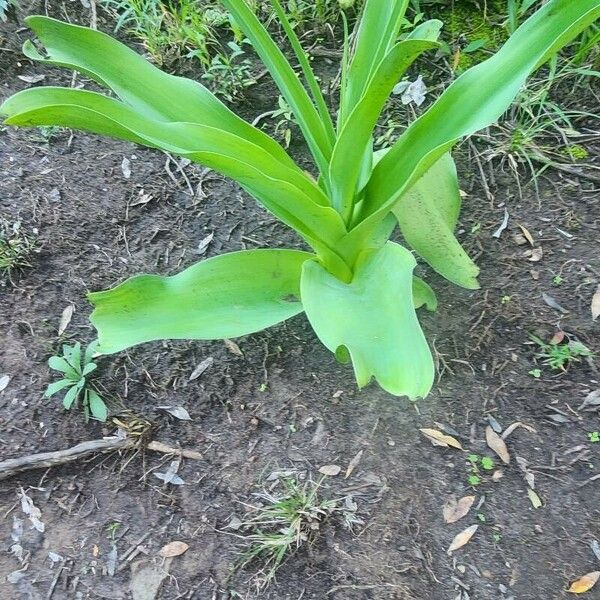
[45, 341, 108, 422]
[588, 431, 600, 444]
[466, 454, 494, 486]
[529, 334, 593, 371]
[480, 456, 495, 471]
[468, 474, 482, 487]
[529, 368, 542, 378]
[552, 275, 563, 286]
[477, 512, 486, 522]
[492, 532, 502, 543]
[501, 295, 512, 305]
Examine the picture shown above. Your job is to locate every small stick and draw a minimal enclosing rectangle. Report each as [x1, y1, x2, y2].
[0, 438, 203, 482]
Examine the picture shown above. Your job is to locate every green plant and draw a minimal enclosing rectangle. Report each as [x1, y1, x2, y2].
[0, 219, 38, 284]
[101, 0, 221, 67]
[528, 368, 541, 378]
[588, 431, 599, 443]
[236, 477, 338, 587]
[44, 341, 108, 422]
[201, 41, 256, 102]
[467, 453, 494, 486]
[529, 334, 593, 372]
[2, 0, 599, 399]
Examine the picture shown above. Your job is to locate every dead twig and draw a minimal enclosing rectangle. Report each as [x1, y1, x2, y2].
[0, 437, 202, 482]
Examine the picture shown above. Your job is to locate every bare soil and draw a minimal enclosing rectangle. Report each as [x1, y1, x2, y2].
[1, 4, 599, 600]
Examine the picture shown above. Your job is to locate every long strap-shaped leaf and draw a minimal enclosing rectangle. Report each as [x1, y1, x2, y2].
[365, 0, 600, 220]
[268, 0, 335, 140]
[329, 39, 439, 220]
[89, 249, 312, 354]
[338, 0, 409, 126]
[219, 0, 334, 180]
[1, 87, 351, 279]
[301, 241, 434, 399]
[341, 0, 600, 262]
[394, 153, 480, 289]
[22, 16, 295, 170]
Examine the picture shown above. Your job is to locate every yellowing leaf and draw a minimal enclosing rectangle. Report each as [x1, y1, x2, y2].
[485, 426, 510, 464]
[568, 571, 600, 594]
[447, 524, 478, 554]
[420, 428, 463, 450]
[527, 487, 542, 509]
[159, 541, 189, 558]
[518, 224, 535, 246]
[592, 285, 600, 322]
[443, 495, 475, 524]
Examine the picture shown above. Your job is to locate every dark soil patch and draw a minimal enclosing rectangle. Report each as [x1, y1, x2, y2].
[1, 4, 599, 600]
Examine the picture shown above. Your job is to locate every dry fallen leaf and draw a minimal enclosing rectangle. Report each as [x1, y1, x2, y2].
[345, 449, 364, 479]
[159, 541, 189, 558]
[443, 495, 475, 524]
[527, 247, 543, 262]
[189, 357, 213, 381]
[196, 232, 214, 256]
[121, 157, 131, 179]
[58, 305, 74, 336]
[0, 374, 10, 392]
[419, 428, 463, 450]
[447, 524, 478, 554]
[502, 421, 537, 439]
[224, 339, 243, 356]
[318, 464, 341, 477]
[568, 571, 600, 594]
[527, 487, 542, 509]
[17, 74, 46, 84]
[518, 224, 535, 246]
[592, 285, 600, 322]
[485, 426, 510, 464]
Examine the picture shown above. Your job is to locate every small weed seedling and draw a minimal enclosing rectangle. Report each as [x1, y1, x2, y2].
[529, 333, 593, 372]
[237, 477, 338, 588]
[467, 453, 495, 487]
[0, 219, 38, 284]
[201, 41, 256, 102]
[528, 368, 542, 379]
[588, 431, 600, 444]
[45, 341, 108, 422]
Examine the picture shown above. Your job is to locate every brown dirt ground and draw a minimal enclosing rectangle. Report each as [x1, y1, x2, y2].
[1, 3, 599, 600]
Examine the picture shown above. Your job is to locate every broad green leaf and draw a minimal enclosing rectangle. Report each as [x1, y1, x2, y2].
[406, 19, 443, 41]
[344, 0, 600, 260]
[268, 0, 335, 138]
[340, 0, 410, 125]
[62, 379, 84, 409]
[89, 249, 312, 354]
[48, 355, 79, 379]
[82, 362, 97, 376]
[394, 153, 480, 289]
[87, 389, 108, 422]
[413, 277, 438, 311]
[21, 16, 294, 169]
[44, 378, 74, 397]
[1, 87, 350, 276]
[330, 39, 439, 219]
[84, 340, 99, 365]
[301, 242, 434, 399]
[219, 0, 334, 177]
[63, 342, 82, 375]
